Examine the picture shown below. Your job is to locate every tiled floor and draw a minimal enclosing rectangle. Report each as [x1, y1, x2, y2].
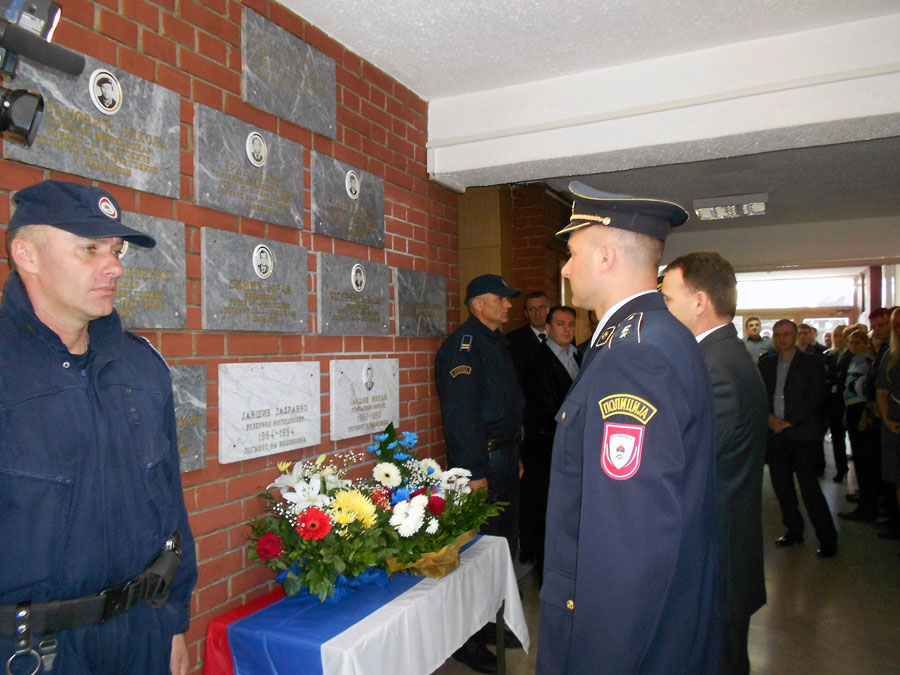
[435, 442, 900, 673]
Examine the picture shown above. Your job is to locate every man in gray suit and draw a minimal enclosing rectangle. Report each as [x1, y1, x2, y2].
[662, 251, 768, 675]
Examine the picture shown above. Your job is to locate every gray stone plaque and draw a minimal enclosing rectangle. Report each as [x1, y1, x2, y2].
[194, 104, 304, 229]
[329, 359, 399, 441]
[201, 229, 308, 333]
[218, 361, 321, 464]
[311, 153, 384, 248]
[396, 268, 447, 337]
[317, 253, 389, 335]
[172, 365, 206, 473]
[242, 8, 336, 139]
[4, 56, 179, 197]
[117, 214, 186, 330]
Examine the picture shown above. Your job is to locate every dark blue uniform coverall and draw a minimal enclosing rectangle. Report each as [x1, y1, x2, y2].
[537, 292, 721, 674]
[0, 273, 197, 674]
[435, 314, 525, 554]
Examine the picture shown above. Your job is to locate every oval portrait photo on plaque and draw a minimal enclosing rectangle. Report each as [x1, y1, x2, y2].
[89, 69, 123, 115]
[246, 131, 268, 168]
[345, 170, 360, 200]
[252, 244, 275, 279]
[363, 361, 375, 391]
[351, 263, 366, 293]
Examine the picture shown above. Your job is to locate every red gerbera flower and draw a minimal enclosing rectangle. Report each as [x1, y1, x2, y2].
[372, 487, 393, 511]
[296, 507, 333, 540]
[427, 495, 446, 517]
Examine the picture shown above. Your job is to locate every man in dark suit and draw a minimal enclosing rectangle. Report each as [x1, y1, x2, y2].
[520, 305, 580, 576]
[758, 319, 837, 557]
[661, 251, 768, 675]
[505, 291, 550, 385]
[538, 182, 720, 673]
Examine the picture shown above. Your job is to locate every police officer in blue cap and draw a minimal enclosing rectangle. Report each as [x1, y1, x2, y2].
[435, 273, 525, 672]
[1, 181, 197, 674]
[537, 183, 720, 673]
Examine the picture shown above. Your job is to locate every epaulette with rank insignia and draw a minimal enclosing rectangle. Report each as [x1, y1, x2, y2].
[460, 335, 473, 352]
[595, 324, 616, 348]
[614, 312, 644, 345]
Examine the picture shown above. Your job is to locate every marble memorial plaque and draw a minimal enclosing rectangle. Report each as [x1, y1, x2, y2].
[117, 214, 186, 330]
[5, 56, 179, 197]
[329, 359, 399, 441]
[201, 229, 308, 332]
[219, 361, 321, 464]
[194, 104, 304, 228]
[171, 365, 206, 473]
[317, 253, 389, 335]
[396, 268, 447, 337]
[311, 153, 384, 248]
[242, 8, 336, 139]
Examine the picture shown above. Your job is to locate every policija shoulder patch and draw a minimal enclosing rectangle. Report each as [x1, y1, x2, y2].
[597, 393, 657, 480]
[450, 365, 472, 378]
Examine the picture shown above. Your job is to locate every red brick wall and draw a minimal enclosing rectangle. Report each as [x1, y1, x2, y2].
[0, 1, 458, 669]
[506, 184, 568, 329]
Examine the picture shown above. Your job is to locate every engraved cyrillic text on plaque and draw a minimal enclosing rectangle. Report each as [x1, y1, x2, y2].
[194, 104, 303, 228]
[202, 229, 308, 333]
[242, 8, 336, 139]
[219, 362, 321, 464]
[117, 214, 186, 330]
[396, 268, 447, 337]
[311, 153, 384, 248]
[330, 359, 399, 441]
[4, 56, 179, 197]
[317, 253, 389, 335]
[172, 365, 206, 473]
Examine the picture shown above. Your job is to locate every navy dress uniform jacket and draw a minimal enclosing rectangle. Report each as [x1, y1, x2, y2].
[0, 273, 197, 674]
[537, 292, 721, 674]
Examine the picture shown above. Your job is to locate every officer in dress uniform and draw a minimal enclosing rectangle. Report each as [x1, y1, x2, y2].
[537, 183, 721, 674]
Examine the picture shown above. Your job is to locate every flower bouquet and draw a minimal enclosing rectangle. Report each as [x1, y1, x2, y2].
[248, 452, 396, 602]
[248, 424, 503, 601]
[367, 424, 504, 575]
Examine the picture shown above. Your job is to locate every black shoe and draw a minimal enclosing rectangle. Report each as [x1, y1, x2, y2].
[877, 529, 900, 540]
[452, 639, 497, 674]
[475, 623, 523, 649]
[838, 508, 876, 522]
[817, 542, 838, 558]
[832, 472, 847, 483]
[845, 493, 860, 504]
[775, 532, 804, 547]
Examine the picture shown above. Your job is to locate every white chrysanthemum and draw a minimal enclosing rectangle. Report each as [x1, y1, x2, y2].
[373, 462, 402, 488]
[390, 498, 426, 537]
[441, 467, 472, 494]
[425, 518, 439, 535]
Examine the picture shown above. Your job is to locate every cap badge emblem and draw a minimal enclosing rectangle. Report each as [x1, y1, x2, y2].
[98, 197, 118, 219]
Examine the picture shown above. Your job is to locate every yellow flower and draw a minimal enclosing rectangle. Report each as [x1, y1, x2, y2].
[330, 489, 377, 529]
[277, 461, 292, 473]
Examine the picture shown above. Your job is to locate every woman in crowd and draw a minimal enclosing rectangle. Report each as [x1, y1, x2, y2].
[876, 308, 900, 541]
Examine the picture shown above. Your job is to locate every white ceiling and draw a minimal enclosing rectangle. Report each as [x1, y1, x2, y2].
[279, 1, 900, 270]
[278, 0, 899, 100]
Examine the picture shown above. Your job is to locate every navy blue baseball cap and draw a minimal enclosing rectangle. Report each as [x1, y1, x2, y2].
[556, 181, 689, 242]
[465, 274, 520, 302]
[9, 180, 156, 248]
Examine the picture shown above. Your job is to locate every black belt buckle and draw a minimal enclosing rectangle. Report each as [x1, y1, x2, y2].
[101, 580, 138, 622]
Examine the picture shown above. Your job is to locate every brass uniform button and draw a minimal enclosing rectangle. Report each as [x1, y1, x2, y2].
[561, 411, 567, 421]
[566, 600, 574, 610]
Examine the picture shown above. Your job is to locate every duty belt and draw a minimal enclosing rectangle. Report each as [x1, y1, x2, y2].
[3, 531, 182, 674]
[487, 436, 519, 452]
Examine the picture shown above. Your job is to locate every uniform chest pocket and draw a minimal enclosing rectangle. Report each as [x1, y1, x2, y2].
[554, 399, 584, 474]
[119, 386, 169, 473]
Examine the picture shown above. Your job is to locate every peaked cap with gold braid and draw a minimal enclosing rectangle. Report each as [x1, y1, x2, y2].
[556, 181, 690, 242]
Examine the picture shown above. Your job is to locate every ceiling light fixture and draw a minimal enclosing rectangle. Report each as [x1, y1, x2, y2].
[693, 193, 768, 221]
